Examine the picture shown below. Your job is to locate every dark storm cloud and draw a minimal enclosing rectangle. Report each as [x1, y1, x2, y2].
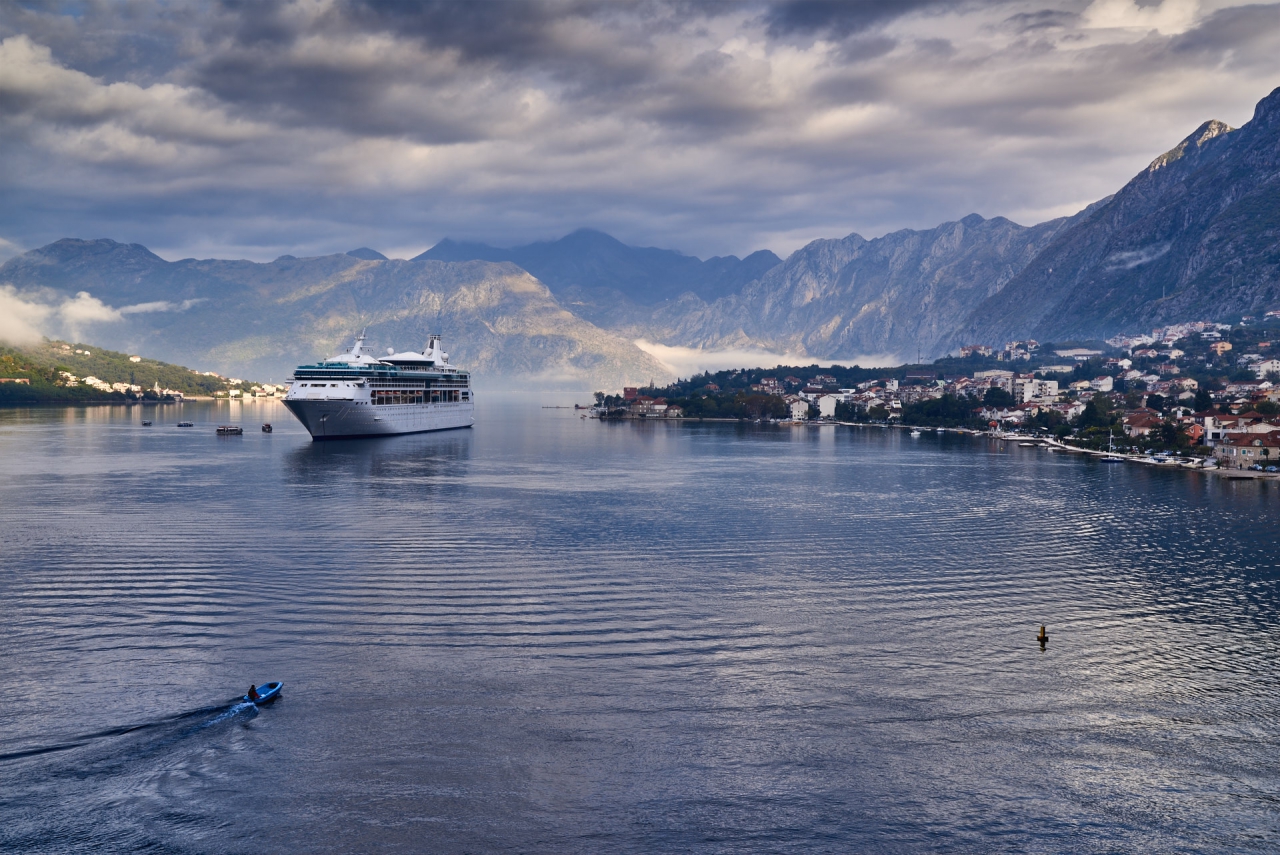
[0, 0, 1278, 264]
[762, 0, 961, 38]
[183, 1, 719, 142]
[1169, 2, 1280, 61]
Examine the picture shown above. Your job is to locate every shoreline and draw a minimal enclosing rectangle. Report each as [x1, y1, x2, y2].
[0, 394, 275, 409]
[625, 415, 1280, 482]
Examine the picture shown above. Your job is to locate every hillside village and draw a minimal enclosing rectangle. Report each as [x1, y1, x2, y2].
[0, 340, 272, 405]
[600, 316, 1280, 470]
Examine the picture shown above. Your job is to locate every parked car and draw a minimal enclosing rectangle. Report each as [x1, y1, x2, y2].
[1267, 466, 1277, 473]
[1250, 464, 1264, 471]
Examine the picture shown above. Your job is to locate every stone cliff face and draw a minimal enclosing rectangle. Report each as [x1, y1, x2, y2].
[0, 242, 672, 388]
[636, 213, 1082, 361]
[959, 86, 1280, 345]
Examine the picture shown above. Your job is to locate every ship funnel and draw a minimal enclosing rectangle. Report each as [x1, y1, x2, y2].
[423, 334, 443, 362]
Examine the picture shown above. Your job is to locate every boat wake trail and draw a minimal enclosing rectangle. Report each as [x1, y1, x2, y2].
[0, 699, 257, 764]
[1, 698, 268, 854]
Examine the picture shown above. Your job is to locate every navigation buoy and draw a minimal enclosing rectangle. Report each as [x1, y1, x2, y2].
[1038, 625, 1048, 646]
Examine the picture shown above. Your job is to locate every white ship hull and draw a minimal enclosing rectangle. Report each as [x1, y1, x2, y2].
[284, 399, 474, 439]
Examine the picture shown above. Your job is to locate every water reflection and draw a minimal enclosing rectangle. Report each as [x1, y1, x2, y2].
[284, 428, 473, 490]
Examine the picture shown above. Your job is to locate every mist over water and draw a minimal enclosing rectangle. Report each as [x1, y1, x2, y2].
[3, 398, 1280, 853]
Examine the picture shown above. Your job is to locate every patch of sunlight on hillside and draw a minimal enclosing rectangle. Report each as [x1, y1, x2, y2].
[634, 339, 901, 376]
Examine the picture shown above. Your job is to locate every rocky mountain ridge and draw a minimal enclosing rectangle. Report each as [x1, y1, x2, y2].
[957, 86, 1280, 345]
[628, 211, 1093, 361]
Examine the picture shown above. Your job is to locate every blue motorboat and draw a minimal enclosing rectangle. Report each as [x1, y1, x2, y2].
[244, 681, 283, 705]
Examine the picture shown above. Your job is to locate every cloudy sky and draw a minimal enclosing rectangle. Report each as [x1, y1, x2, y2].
[1, 0, 1278, 264]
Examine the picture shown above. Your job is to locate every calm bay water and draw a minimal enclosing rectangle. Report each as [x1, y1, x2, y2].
[3, 397, 1280, 853]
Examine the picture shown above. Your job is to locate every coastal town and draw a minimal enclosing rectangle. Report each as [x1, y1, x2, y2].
[596, 317, 1280, 473]
[0, 341, 282, 404]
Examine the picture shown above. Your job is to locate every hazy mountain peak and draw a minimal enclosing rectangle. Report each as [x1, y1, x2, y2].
[415, 238, 511, 262]
[33, 237, 165, 264]
[742, 249, 783, 266]
[1147, 119, 1234, 172]
[346, 247, 388, 261]
[556, 228, 630, 250]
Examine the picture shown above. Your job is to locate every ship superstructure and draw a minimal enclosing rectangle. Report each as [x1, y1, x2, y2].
[283, 333, 474, 439]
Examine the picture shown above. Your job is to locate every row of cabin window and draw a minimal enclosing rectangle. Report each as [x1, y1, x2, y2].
[371, 390, 468, 405]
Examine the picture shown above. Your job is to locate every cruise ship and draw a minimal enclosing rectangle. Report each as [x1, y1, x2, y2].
[283, 333, 474, 439]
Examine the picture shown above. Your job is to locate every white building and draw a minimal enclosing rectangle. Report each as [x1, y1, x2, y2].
[788, 399, 809, 421]
[1015, 378, 1058, 403]
[816, 395, 839, 418]
[81, 375, 113, 392]
[1253, 359, 1280, 379]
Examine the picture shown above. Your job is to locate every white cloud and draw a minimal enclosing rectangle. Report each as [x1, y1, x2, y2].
[0, 285, 53, 345]
[119, 298, 206, 314]
[57, 291, 122, 341]
[0, 287, 203, 346]
[1105, 242, 1173, 270]
[1082, 0, 1203, 34]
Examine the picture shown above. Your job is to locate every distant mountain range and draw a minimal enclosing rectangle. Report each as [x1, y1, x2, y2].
[630, 209, 1097, 361]
[0, 241, 673, 387]
[417, 228, 781, 328]
[4, 86, 1280, 385]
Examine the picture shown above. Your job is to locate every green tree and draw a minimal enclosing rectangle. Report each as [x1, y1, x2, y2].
[834, 400, 864, 421]
[901, 394, 981, 427]
[983, 387, 1015, 407]
[1074, 396, 1113, 430]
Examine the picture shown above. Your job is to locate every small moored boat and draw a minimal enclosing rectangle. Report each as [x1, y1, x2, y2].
[177, 421, 194, 428]
[216, 425, 243, 435]
[261, 423, 273, 433]
[141, 420, 152, 426]
[244, 681, 283, 705]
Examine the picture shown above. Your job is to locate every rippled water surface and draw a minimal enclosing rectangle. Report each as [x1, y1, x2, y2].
[4, 398, 1280, 853]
